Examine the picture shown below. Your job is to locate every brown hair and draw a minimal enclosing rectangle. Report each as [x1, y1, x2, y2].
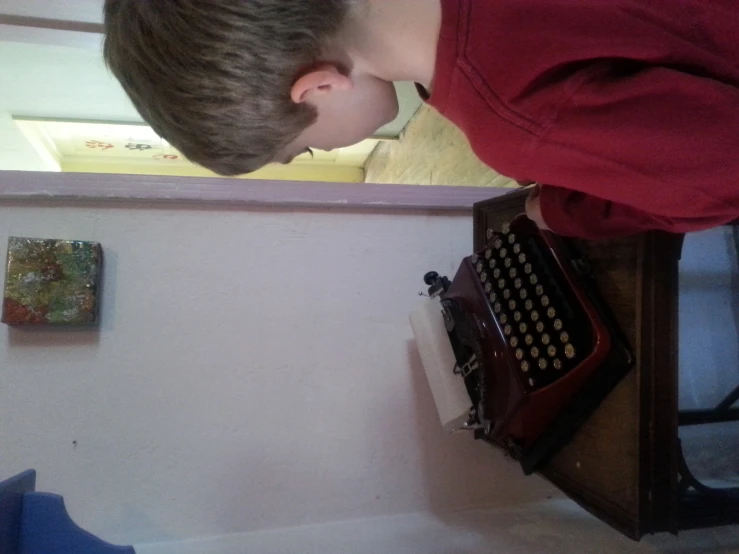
[103, 0, 354, 176]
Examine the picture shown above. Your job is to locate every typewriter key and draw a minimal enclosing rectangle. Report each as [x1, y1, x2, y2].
[476, 262, 484, 273]
[500, 313, 508, 324]
[513, 244, 522, 255]
[565, 344, 576, 359]
[530, 274, 539, 285]
[494, 239, 503, 249]
[504, 257, 512, 268]
[502, 222, 511, 234]
[547, 345, 557, 358]
[539, 358, 549, 370]
[489, 292, 497, 303]
[535, 284, 544, 296]
[553, 359, 563, 370]
[498, 278, 506, 289]
[541, 333, 551, 345]
[509, 267, 518, 278]
[485, 282, 493, 293]
[547, 307, 556, 319]
[494, 303, 502, 314]
[560, 331, 570, 344]
[485, 249, 493, 260]
[471, 255, 479, 264]
[553, 319, 563, 331]
[525, 334, 534, 346]
[510, 336, 519, 347]
[541, 295, 550, 307]
[500, 248, 508, 258]
[536, 321, 545, 333]
[524, 263, 533, 274]
[513, 311, 522, 322]
[514, 278, 522, 289]
[525, 299, 534, 311]
[480, 271, 489, 283]
[487, 228, 495, 240]
[504, 324, 513, 336]
[508, 234, 516, 244]
[489, 258, 497, 269]
[503, 289, 511, 300]
[520, 289, 528, 300]
[530, 310, 540, 322]
[508, 300, 517, 311]
[530, 346, 540, 358]
[515, 348, 524, 360]
[493, 268, 501, 279]
[519, 253, 527, 264]
[521, 361, 530, 373]
[519, 322, 528, 334]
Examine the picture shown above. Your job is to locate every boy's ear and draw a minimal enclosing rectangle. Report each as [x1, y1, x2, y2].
[291, 64, 353, 104]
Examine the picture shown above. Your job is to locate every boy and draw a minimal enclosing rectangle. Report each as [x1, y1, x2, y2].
[103, 0, 739, 240]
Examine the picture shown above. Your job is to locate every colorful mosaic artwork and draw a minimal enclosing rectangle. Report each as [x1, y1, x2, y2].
[2, 237, 103, 326]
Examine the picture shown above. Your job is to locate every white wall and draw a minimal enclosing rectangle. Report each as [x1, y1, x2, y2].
[0, 201, 561, 547]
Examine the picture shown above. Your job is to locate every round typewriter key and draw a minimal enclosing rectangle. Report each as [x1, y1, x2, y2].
[541, 333, 551, 345]
[508, 234, 516, 244]
[476, 262, 484, 273]
[547, 307, 557, 319]
[510, 336, 519, 348]
[525, 334, 534, 346]
[509, 268, 518, 278]
[519, 322, 528, 334]
[498, 278, 506, 289]
[513, 244, 522, 255]
[541, 295, 550, 307]
[480, 271, 489, 283]
[502, 223, 511, 234]
[487, 228, 495, 240]
[524, 263, 533, 274]
[471, 255, 479, 264]
[493, 268, 501, 279]
[553, 359, 563, 370]
[530, 310, 540, 322]
[513, 311, 522, 322]
[503, 289, 511, 300]
[514, 278, 522, 289]
[504, 324, 513, 336]
[504, 257, 512, 268]
[536, 321, 545, 333]
[535, 284, 544, 296]
[519, 253, 527, 264]
[560, 331, 570, 343]
[499, 313, 508, 324]
[485, 282, 493, 293]
[547, 345, 557, 358]
[530, 346, 540, 358]
[565, 344, 576, 359]
[485, 249, 493, 260]
[521, 361, 530, 373]
[553, 319, 563, 331]
[499, 248, 508, 258]
[539, 358, 549, 370]
[508, 300, 517, 311]
[489, 291, 497, 303]
[520, 288, 528, 300]
[494, 303, 502, 314]
[525, 299, 534, 311]
[489, 258, 497, 269]
[494, 239, 503, 249]
[515, 348, 524, 360]
[530, 274, 539, 285]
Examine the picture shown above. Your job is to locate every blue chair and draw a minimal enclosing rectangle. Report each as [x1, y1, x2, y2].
[0, 470, 135, 554]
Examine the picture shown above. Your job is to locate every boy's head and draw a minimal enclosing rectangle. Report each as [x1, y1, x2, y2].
[103, 0, 399, 176]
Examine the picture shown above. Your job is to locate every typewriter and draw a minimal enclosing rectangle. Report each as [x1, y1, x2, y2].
[410, 214, 634, 474]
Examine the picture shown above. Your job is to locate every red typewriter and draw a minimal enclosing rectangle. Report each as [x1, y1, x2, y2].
[421, 214, 633, 474]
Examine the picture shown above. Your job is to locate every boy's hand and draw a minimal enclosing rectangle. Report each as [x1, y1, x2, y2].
[525, 186, 550, 230]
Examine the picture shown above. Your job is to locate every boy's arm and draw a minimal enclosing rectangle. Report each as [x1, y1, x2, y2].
[526, 63, 739, 239]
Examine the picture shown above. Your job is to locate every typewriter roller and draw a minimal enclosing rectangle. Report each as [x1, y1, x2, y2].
[420, 214, 633, 474]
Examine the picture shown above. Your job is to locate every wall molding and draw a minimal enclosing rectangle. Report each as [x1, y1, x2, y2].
[0, 171, 509, 212]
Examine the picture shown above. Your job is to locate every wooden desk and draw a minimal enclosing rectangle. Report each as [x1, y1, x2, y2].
[472, 189, 708, 540]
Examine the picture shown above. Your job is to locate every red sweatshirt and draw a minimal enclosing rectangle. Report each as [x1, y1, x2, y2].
[424, 0, 739, 239]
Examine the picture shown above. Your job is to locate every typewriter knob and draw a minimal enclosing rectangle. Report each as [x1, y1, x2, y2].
[423, 271, 440, 286]
[486, 228, 495, 240]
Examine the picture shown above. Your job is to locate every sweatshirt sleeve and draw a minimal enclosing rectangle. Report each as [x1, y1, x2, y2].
[531, 62, 739, 239]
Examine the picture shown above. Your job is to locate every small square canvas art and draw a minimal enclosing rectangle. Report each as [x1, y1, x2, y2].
[2, 237, 103, 326]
